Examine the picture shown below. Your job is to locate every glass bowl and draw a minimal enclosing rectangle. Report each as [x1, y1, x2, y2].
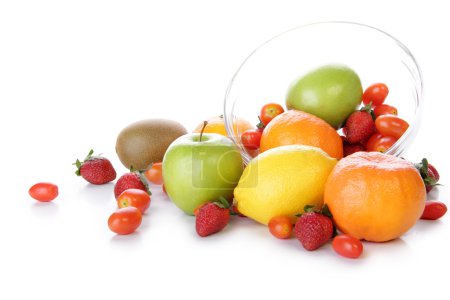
[224, 21, 423, 164]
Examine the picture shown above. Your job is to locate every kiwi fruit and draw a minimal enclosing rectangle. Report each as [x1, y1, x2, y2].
[116, 119, 187, 170]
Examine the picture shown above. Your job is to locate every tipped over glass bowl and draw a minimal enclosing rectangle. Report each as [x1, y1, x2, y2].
[223, 21, 423, 164]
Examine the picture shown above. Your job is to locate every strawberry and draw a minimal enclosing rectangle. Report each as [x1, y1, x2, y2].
[294, 205, 334, 251]
[343, 141, 366, 157]
[195, 197, 230, 237]
[428, 163, 440, 182]
[421, 201, 447, 220]
[73, 149, 116, 185]
[344, 105, 376, 144]
[414, 158, 440, 192]
[114, 171, 150, 199]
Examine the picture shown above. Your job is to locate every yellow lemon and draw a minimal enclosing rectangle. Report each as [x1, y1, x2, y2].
[234, 145, 337, 225]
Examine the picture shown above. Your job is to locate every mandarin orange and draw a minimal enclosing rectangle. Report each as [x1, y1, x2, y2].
[193, 115, 253, 138]
[259, 110, 343, 159]
[324, 152, 426, 242]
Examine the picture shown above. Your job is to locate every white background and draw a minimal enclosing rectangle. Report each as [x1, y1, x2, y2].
[1, 1, 449, 299]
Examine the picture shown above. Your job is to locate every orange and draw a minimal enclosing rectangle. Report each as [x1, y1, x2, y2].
[324, 152, 426, 242]
[260, 110, 343, 159]
[193, 115, 253, 138]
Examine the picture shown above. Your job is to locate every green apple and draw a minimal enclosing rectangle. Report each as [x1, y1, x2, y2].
[286, 64, 363, 129]
[162, 133, 243, 215]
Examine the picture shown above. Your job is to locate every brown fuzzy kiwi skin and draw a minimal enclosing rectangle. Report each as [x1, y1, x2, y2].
[115, 119, 187, 170]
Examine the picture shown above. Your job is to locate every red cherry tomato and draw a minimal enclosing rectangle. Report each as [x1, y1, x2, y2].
[268, 216, 293, 239]
[332, 234, 363, 259]
[365, 133, 397, 153]
[375, 115, 409, 139]
[365, 133, 382, 149]
[108, 207, 142, 235]
[117, 188, 151, 214]
[241, 129, 262, 150]
[421, 201, 447, 220]
[231, 204, 246, 217]
[362, 83, 389, 106]
[144, 162, 163, 185]
[29, 182, 59, 202]
[373, 104, 398, 118]
[260, 103, 285, 125]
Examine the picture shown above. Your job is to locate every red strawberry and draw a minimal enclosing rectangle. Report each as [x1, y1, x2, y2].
[294, 205, 334, 251]
[415, 158, 440, 193]
[428, 163, 440, 181]
[74, 149, 116, 185]
[343, 142, 366, 157]
[421, 201, 447, 220]
[114, 172, 150, 199]
[195, 197, 230, 237]
[426, 165, 440, 193]
[344, 107, 376, 144]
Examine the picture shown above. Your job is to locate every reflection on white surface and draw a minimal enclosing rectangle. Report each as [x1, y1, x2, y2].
[77, 182, 116, 207]
[110, 231, 143, 246]
[29, 201, 59, 217]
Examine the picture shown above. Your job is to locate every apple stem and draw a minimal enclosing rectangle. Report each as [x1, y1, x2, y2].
[199, 121, 208, 142]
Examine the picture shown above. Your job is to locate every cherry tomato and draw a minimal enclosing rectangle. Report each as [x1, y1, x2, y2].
[373, 104, 398, 118]
[144, 162, 163, 185]
[332, 234, 363, 259]
[29, 182, 59, 202]
[231, 204, 246, 217]
[241, 129, 262, 150]
[365, 133, 397, 152]
[375, 115, 409, 139]
[362, 83, 389, 106]
[117, 188, 151, 214]
[108, 207, 142, 235]
[421, 201, 447, 220]
[260, 103, 285, 125]
[365, 133, 382, 149]
[268, 216, 293, 239]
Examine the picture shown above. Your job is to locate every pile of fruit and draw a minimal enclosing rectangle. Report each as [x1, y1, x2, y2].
[28, 64, 445, 260]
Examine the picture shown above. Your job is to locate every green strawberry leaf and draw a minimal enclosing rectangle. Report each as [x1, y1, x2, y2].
[321, 204, 333, 219]
[137, 170, 152, 195]
[414, 158, 429, 178]
[303, 204, 316, 213]
[360, 103, 376, 121]
[84, 149, 94, 162]
[360, 102, 372, 112]
[214, 196, 230, 209]
[414, 158, 441, 188]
